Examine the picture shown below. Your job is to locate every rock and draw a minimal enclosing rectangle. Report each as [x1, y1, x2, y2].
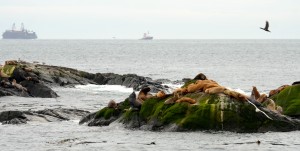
[0, 108, 90, 125]
[271, 85, 300, 118]
[21, 81, 58, 98]
[82, 87, 300, 132]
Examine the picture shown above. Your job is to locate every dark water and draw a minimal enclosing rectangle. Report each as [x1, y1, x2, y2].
[0, 40, 300, 150]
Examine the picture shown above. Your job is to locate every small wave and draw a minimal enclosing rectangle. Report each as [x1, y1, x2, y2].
[75, 84, 133, 93]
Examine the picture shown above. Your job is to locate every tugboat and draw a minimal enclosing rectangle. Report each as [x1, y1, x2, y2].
[140, 31, 153, 40]
[2, 23, 37, 39]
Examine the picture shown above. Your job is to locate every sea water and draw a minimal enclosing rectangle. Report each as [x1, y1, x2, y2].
[0, 40, 300, 150]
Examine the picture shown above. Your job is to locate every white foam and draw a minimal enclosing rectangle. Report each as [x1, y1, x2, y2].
[75, 84, 133, 93]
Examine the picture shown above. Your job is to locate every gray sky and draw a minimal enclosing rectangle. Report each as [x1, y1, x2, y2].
[1, 0, 299, 39]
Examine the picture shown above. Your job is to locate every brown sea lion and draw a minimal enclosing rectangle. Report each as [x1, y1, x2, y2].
[205, 86, 226, 94]
[224, 89, 248, 102]
[251, 86, 261, 100]
[164, 95, 178, 104]
[269, 85, 290, 97]
[107, 100, 118, 109]
[257, 94, 267, 103]
[176, 97, 196, 104]
[156, 91, 166, 98]
[12, 79, 27, 91]
[137, 87, 151, 103]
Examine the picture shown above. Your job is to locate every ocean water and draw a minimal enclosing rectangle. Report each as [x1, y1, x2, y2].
[0, 39, 300, 150]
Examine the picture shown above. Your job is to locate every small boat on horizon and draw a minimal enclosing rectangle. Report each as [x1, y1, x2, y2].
[140, 32, 153, 40]
[2, 23, 37, 39]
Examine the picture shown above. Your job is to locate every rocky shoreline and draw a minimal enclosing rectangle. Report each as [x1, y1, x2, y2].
[0, 61, 171, 98]
[1, 61, 300, 133]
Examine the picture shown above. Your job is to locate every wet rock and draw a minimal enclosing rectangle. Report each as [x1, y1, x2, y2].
[0, 108, 90, 125]
[21, 81, 58, 98]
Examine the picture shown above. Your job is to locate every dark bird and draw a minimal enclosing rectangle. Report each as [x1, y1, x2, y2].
[260, 21, 271, 32]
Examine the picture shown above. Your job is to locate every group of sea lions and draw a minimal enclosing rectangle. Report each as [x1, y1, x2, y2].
[107, 73, 292, 114]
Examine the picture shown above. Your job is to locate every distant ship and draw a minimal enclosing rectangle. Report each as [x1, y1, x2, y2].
[2, 23, 37, 39]
[140, 32, 153, 40]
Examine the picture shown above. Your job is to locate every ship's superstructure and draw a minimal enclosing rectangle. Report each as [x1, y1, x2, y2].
[2, 23, 37, 39]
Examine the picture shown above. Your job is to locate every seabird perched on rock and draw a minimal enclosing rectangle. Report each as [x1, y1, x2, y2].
[260, 21, 271, 32]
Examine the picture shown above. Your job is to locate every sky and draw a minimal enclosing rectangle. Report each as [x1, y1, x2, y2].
[0, 0, 299, 39]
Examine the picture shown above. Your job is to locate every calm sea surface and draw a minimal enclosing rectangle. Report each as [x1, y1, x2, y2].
[0, 39, 300, 150]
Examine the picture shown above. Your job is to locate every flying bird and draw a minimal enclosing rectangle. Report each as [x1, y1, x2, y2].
[260, 21, 271, 32]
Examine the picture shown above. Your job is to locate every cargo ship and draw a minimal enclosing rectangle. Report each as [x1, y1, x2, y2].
[2, 23, 37, 39]
[140, 31, 153, 40]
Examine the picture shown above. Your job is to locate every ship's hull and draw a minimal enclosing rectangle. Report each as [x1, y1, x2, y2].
[140, 37, 153, 40]
[2, 31, 37, 39]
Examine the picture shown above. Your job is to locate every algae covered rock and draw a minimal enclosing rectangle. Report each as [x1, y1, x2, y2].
[81, 90, 300, 132]
[271, 85, 300, 117]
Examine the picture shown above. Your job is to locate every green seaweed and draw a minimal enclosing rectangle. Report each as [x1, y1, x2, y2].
[271, 85, 300, 116]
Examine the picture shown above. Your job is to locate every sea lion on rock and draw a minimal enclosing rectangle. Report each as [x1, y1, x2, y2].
[264, 98, 276, 112]
[224, 89, 248, 102]
[107, 100, 118, 109]
[12, 79, 27, 92]
[137, 87, 152, 104]
[128, 92, 141, 110]
[156, 90, 166, 99]
[269, 85, 289, 97]
[251, 86, 261, 100]
[164, 96, 178, 105]
[193, 73, 207, 80]
[175, 97, 196, 104]
[173, 87, 188, 98]
[205, 86, 226, 94]
[257, 94, 267, 103]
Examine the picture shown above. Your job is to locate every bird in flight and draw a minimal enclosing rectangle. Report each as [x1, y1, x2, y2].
[260, 21, 271, 32]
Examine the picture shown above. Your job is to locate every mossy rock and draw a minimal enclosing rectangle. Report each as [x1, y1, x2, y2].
[271, 85, 300, 117]
[95, 107, 118, 119]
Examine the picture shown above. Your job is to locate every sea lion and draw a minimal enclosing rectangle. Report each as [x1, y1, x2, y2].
[276, 106, 283, 114]
[257, 94, 267, 103]
[12, 79, 27, 92]
[156, 90, 166, 99]
[205, 86, 226, 94]
[251, 86, 261, 100]
[164, 96, 178, 104]
[107, 100, 118, 109]
[269, 85, 290, 97]
[224, 89, 248, 102]
[292, 81, 300, 85]
[193, 73, 207, 80]
[137, 87, 151, 103]
[128, 92, 141, 109]
[264, 98, 276, 111]
[176, 97, 196, 104]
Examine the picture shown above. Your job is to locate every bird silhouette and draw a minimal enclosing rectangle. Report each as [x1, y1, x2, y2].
[260, 21, 271, 32]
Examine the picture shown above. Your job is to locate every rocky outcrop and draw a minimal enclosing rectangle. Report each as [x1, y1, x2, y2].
[0, 108, 89, 124]
[271, 84, 300, 118]
[0, 61, 171, 98]
[80, 83, 300, 133]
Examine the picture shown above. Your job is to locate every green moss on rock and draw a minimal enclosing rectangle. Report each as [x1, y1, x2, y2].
[95, 107, 116, 119]
[271, 85, 300, 117]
